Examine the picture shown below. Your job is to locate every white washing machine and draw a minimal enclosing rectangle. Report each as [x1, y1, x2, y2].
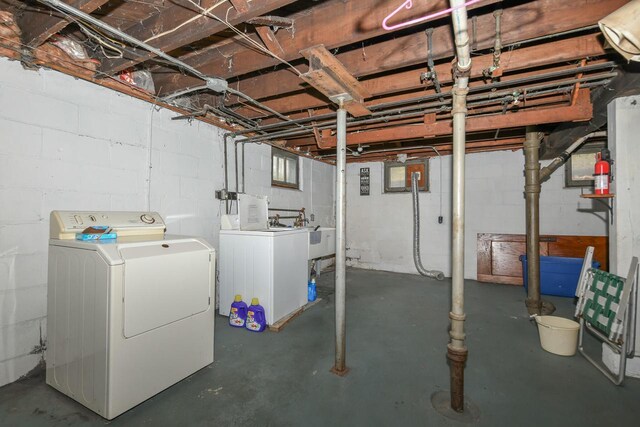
[219, 228, 308, 325]
[46, 211, 215, 420]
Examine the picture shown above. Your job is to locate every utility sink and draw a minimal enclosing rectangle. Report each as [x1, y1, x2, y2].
[307, 227, 336, 260]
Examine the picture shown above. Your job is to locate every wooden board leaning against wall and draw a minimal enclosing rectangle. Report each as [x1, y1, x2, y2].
[477, 233, 608, 286]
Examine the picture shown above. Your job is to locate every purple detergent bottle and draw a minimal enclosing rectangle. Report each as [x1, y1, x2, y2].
[245, 298, 267, 332]
[229, 295, 248, 328]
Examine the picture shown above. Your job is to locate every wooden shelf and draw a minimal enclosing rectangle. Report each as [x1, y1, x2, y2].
[580, 194, 615, 199]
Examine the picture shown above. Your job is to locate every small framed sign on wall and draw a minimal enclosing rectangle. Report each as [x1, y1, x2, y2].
[360, 168, 370, 196]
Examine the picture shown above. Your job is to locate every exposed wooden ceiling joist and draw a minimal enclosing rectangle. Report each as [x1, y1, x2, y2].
[254, 25, 285, 58]
[152, 0, 506, 95]
[317, 90, 592, 148]
[232, 34, 607, 119]
[299, 44, 371, 117]
[4, 0, 631, 162]
[99, 0, 297, 75]
[154, 0, 622, 97]
[20, 0, 110, 47]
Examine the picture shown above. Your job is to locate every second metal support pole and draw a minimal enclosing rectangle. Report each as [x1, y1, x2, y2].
[332, 99, 348, 376]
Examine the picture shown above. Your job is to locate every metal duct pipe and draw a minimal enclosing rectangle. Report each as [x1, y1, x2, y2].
[540, 131, 607, 182]
[448, 0, 471, 414]
[332, 98, 348, 376]
[411, 173, 445, 280]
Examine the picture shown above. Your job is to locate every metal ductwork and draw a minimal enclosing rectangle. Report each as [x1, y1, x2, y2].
[411, 173, 445, 280]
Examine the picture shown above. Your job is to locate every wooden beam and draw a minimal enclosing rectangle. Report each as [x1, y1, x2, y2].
[153, 0, 504, 94]
[246, 16, 294, 28]
[255, 26, 286, 58]
[155, 0, 622, 96]
[99, 0, 296, 75]
[300, 45, 370, 100]
[228, 0, 249, 14]
[298, 45, 371, 117]
[296, 94, 568, 148]
[20, 0, 111, 47]
[317, 90, 592, 148]
[232, 33, 608, 113]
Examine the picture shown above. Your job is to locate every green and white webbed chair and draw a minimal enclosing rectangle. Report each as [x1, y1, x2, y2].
[574, 246, 638, 385]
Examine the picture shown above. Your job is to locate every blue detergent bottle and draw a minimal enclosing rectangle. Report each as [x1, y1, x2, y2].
[245, 298, 267, 332]
[229, 295, 248, 328]
[308, 278, 317, 302]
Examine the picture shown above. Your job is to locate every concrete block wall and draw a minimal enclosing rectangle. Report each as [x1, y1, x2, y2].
[0, 57, 335, 387]
[346, 150, 608, 278]
[239, 143, 335, 228]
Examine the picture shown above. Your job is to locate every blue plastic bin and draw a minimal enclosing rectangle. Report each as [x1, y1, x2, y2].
[519, 255, 600, 297]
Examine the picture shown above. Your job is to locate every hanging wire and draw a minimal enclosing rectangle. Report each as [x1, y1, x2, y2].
[185, 0, 303, 76]
[76, 22, 125, 59]
[144, 0, 228, 43]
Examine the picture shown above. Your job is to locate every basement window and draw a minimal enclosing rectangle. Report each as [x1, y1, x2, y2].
[384, 160, 428, 193]
[272, 148, 300, 189]
[564, 140, 606, 187]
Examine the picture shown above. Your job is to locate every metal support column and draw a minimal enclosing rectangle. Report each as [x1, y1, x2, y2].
[331, 98, 349, 376]
[432, 2, 479, 421]
[448, 85, 469, 412]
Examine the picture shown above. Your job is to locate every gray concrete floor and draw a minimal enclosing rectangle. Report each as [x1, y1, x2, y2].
[1, 268, 639, 426]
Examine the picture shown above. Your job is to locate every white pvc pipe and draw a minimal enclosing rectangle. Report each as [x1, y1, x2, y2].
[334, 100, 347, 374]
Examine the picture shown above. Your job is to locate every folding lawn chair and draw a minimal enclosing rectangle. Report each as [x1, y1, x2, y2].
[574, 247, 638, 385]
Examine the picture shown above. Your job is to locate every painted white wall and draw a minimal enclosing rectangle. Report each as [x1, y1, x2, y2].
[231, 143, 335, 229]
[346, 150, 608, 278]
[0, 57, 335, 387]
[603, 95, 640, 377]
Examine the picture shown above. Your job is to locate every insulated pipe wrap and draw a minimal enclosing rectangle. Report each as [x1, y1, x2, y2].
[411, 172, 445, 280]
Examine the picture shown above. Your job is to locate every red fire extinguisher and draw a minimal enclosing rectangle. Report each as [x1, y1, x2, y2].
[594, 151, 610, 195]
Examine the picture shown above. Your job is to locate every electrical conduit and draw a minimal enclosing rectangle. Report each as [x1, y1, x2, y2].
[411, 173, 444, 280]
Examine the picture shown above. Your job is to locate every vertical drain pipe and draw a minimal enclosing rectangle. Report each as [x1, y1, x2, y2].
[524, 127, 542, 315]
[332, 97, 348, 376]
[449, 0, 471, 414]
[523, 128, 556, 316]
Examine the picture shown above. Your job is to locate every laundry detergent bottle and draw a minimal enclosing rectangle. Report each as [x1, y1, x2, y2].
[229, 295, 248, 328]
[308, 278, 317, 302]
[245, 298, 267, 332]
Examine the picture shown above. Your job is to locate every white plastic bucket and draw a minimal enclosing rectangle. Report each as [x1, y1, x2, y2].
[534, 316, 580, 356]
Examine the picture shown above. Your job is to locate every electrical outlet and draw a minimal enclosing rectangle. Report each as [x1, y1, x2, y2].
[310, 214, 315, 221]
[215, 190, 238, 200]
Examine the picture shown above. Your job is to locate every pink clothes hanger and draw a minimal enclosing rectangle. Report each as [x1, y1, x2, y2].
[382, 0, 482, 31]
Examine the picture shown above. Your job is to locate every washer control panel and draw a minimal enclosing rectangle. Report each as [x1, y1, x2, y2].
[50, 211, 166, 239]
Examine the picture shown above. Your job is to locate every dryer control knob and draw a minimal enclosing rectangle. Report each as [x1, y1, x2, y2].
[140, 214, 155, 224]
